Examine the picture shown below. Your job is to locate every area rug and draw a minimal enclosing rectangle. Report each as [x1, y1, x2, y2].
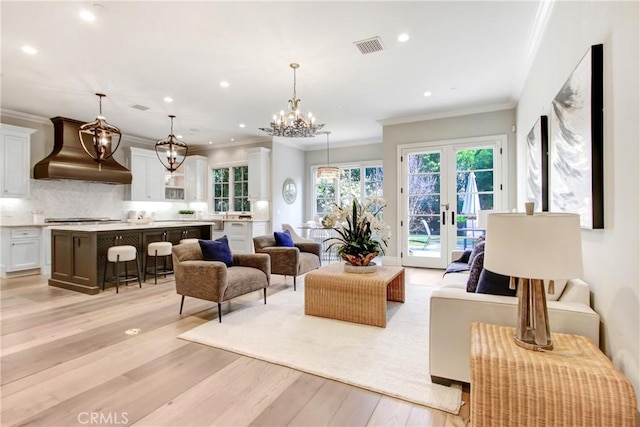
[178, 283, 462, 415]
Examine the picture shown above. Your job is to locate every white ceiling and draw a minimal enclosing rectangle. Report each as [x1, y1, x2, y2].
[1, 1, 542, 150]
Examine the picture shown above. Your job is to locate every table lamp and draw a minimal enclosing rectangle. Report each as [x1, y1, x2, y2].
[483, 208, 583, 350]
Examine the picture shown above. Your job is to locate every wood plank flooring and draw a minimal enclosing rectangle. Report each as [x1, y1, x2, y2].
[1, 267, 469, 426]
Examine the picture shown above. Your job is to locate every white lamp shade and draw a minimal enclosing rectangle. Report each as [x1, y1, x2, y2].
[484, 212, 583, 280]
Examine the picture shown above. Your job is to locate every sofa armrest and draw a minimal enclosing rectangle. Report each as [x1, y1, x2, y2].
[559, 278, 591, 305]
[295, 242, 322, 258]
[174, 260, 227, 302]
[256, 246, 300, 276]
[233, 253, 271, 285]
[429, 289, 600, 383]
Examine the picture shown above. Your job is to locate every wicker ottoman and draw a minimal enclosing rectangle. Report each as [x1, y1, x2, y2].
[470, 322, 637, 427]
[304, 263, 404, 327]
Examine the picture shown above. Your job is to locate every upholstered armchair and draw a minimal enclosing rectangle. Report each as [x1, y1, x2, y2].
[172, 243, 270, 322]
[253, 235, 321, 291]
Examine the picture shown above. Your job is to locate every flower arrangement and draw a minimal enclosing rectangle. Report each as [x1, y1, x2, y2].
[325, 197, 391, 266]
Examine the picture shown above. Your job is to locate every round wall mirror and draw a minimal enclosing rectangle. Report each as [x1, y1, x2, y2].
[282, 178, 297, 204]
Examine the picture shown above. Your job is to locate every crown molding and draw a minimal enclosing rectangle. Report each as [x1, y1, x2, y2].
[1, 109, 53, 125]
[377, 102, 516, 127]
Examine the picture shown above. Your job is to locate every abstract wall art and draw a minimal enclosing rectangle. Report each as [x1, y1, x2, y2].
[526, 115, 549, 212]
[549, 43, 604, 229]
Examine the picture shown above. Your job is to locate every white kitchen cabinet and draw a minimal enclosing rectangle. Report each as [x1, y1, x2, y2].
[0, 124, 36, 199]
[223, 220, 270, 254]
[127, 147, 165, 201]
[247, 147, 270, 201]
[184, 155, 208, 202]
[1, 227, 41, 278]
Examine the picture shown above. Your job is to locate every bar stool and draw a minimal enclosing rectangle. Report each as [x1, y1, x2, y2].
[180, 238, 199, 244]
[103, 245, 141, 294]
[145, 241, 173, 284]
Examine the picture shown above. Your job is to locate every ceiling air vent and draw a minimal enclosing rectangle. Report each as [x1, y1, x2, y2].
[131, 104, 150, 111]
[354, 37, 384, 55]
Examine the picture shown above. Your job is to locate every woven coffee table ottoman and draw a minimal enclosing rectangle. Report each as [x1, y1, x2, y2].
[304, 263, 404, 327]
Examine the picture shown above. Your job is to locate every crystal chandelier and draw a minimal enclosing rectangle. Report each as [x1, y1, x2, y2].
[155, 115, 188, 173]
[317, 131, 340, 180]
[260, 63, 325, 138]
[78, 93, 122, 171]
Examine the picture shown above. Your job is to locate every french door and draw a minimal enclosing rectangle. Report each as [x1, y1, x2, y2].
[400, 137, 504, 269]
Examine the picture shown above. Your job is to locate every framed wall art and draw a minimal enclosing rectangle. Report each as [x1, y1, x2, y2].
[525, 115, 549, 212]
[549, 43, 604, 229]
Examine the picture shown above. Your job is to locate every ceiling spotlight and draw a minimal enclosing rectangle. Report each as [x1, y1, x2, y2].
[21, 45, 37, 55]
[398, 33, 410, 42]
[259, 63, 324, 138]
[79, 10, 96, 21]
[239, 123, 245, 128]
[163, 96, 173, 103]
[423, 91, 432, 97]
[209, 141, 213, 144]
[220, 81, 230, 88]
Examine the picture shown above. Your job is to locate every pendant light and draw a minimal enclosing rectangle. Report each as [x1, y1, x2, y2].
[78, 93, 122, 171]
[155, 115, 188, 173]
[317, 131, 340, 180]
[259, 63, 325, 138]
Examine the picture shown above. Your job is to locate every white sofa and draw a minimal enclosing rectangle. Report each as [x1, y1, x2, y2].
[429, 251, 601, 384]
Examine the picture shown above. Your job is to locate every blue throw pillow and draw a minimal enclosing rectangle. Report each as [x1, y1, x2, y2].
[274, 230, 294, 247]
[198, 236, 233, 267]
[476, 268, 516, 297]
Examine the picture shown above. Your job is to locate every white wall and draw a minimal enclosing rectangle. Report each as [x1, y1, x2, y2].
[382, 109, 517, 262]
[515, 1, 639, 404]
[271, 140, 306, 231]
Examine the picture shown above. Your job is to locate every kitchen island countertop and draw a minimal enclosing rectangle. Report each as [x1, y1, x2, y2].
[47, 221, 217, 232]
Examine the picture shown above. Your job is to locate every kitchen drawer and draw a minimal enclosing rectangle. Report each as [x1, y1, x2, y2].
[11, 227, 40, 239]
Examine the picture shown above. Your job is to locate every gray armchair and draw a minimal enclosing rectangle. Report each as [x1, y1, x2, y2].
[172, 243, 270, 322]
[253, 235, 321, 291]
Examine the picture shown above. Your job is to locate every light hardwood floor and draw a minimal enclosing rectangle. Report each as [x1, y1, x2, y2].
[1, 267, 469, 427]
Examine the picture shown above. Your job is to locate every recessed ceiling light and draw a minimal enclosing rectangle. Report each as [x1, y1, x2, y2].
[231, 138, 235, 142]
[209, 141, 213, 144]
[239, 123, 245, 128]
[21, 45, 37, 55]
[163, 96, 173, 103]
[79, 10, 96, 22]
[423, 91, 432, 97]
[177, 134, 183, 139]
[398, 33, 410, 42]
[220, 81, 230, 88]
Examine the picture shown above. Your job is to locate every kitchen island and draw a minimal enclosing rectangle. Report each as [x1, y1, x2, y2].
[48, 221, 214, 294]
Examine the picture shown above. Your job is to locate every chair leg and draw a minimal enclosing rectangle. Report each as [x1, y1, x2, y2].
[263, 287, 267, 304]
[154, 250, 158, 285]
[136, 254, 142, 288]
[115, 255, 120, 294]
[217, 302, 222, 323]
[143, 254, 148, 282]
[293, 276, 297, 291]
[179, 295, 185, 314]
[103, 256, 108, 291]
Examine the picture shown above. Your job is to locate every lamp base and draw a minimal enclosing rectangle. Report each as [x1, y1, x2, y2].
[514, 278, 554, 351]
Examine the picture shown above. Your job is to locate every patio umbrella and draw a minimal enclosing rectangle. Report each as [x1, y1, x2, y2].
[461, 171, 481, 230]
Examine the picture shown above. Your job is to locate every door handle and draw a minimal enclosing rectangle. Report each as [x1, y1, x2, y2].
[442, 212, 446, 225]
[451, 212, 455, 225]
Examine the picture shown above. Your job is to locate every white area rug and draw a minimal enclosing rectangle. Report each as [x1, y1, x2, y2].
[179, 283, 462, 415]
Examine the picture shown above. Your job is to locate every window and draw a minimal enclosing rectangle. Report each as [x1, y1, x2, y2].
[314, 163, 383, 219]
[212, 165, 250, 212]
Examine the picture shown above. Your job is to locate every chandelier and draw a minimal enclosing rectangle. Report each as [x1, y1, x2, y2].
[78, 93, 122, 171]
[317, 131, 340, 180]
[259, 63, 324, 138]
[155, 115, 188, 173]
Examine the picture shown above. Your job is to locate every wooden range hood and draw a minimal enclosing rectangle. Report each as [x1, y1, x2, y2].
[33, 117, 132, 184]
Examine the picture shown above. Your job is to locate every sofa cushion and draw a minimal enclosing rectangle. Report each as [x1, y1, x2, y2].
[466, 252, 484, 293]
[467, 240, 485, 267]
[476, 268, 516, 296]
[198, 236, 234, 267]
[274, 230, 294, 247]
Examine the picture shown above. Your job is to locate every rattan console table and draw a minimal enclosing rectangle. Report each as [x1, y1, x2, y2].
[470, 322, 637, 427]
[304, 263, 404, 327]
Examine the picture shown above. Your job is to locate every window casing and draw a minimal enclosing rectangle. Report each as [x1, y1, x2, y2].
[314, 163, 383, 219]
[212, 165, 250, 212]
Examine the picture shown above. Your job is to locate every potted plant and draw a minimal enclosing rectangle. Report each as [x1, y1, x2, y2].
[325, 197, 390, 270]
[179, 209, 195, 219]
